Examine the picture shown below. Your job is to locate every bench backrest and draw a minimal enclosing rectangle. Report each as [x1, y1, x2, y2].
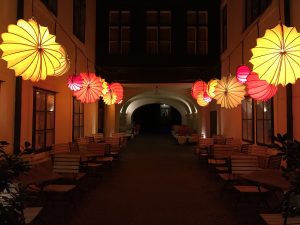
[53, 154, 80, 174]
[199, 138, 214, 148]
[231, 155, 259, 174]
[212, 144, 233, 159]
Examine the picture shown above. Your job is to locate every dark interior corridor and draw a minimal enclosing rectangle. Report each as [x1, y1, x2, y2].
[132, 104, 182, 134]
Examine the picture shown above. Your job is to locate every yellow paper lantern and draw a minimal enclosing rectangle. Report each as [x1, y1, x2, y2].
[206, 79, 218, 98]
[103, 92, 117, 105]
[52, 46, 70, 76]
[196, 92, 209, 107]
[250, 24, 300, 86]
[0, 19, 69, 81]
[214, 76, 246, 109]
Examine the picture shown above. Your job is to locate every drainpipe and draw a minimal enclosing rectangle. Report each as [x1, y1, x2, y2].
[13, 0, 24, 153]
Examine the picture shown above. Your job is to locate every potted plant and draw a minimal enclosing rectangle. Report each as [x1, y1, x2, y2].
[0, 141, 30, 225]
[274, 134, 300, 224]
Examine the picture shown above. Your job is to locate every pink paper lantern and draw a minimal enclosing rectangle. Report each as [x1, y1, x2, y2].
[67, 75, 83, 91]
[236, 65, 251, 83]
[109, 83, 124, 104]
[246, 72, 278, 101]
[191, 81, 207, 99]
[203, 91, 212, 103]
[73, 72, 103, 103]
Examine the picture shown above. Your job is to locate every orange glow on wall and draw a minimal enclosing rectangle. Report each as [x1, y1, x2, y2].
[214, 76, 246, 109]
[250, 24, 300, 86]
[246, 72, 277, 101]
[236, 65, 250, 84]
[73, 73, 103, 103]
[0, 19, 69, 82]
[191, 81, 207, 99]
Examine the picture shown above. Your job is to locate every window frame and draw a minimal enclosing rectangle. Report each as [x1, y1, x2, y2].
[245, 0, 272, 29]
[146, 10, 172, 55]
[32, 88, 56, 153]
[186, 10, 208, 55]
[256, 99, 274, 146]
[241, 97, 254, 143]
[109, 10, 131, 55]
[41, 0, 57, 16]
[72, 98, 84, 141]
[73, 0, 86, 43]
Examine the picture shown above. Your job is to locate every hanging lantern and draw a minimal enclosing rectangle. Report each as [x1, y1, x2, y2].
[197, 92, 209, 107]
[109, 83, 124, 104]
[250, 24, 300, 86]
[236, 65, 250, 83]
[53, 46, 70, 76]
[246, 72, 278, 101]
[191, 81, 207, 99]
[0, 19, 68, 82]
[73, 73, 103, 103]
[67, 74, 83, 91]
[214, 76, 246, 109]
[203, 92, 212, 103]
[206, 79, 218, 98]
[100, 78, 109, 96]
[103, 92, 117, 105]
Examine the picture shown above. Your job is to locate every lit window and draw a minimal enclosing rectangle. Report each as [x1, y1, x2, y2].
[242, 97, 253, 143]
[33, 89, 55, 152]
[73, 98, 84, 140]
[256, 99, 274, 145]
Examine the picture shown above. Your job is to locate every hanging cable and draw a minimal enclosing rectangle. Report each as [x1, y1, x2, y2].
[241, 40, 244, 65]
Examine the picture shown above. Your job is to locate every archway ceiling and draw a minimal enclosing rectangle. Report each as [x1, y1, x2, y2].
[120, 83, 198, 115]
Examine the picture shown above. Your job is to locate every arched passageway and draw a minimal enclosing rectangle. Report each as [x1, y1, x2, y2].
[131, 103, 182, 134]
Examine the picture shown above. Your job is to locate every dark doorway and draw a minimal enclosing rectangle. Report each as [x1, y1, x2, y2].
[132, 104, 181, 134]
[210, 110, 217, 136]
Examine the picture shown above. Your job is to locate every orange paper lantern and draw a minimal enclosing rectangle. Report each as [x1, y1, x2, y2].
[73, 73, 103, 103]
[246, 72, 277, 101]
[197, 92, 209, 107]
[109, 83, 124, 104]
[191, 81, 207, 99]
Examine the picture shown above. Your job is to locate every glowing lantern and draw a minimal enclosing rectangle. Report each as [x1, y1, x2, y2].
[67, 74, 83, 91]
[250, 24, 300, 86]
[206, 79, 218, 98]
[103, 92, 117, 105]
[53, 47, 70, 76]
[0, 19, 68, 82]
[214, 76, 246, 109]
[246, 72, 278, 101]
[197, 92, 209, 107]
[203, 92, 212, 103]
[236, 65, 250, 83]
[191, 81, 207, 99]
[109, 83, 124, 104]
[100, 78, 109, 96]
[73, 73, 103, 103]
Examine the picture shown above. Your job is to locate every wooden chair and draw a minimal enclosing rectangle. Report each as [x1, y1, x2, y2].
[105, 137, 122, 158]
[225, 137, 234, 145]
[87, 143, 114, 164]
[209, 144, 233, 172]
[51, 153, 86, 183]
[241, 143, 252, 153]
[196, 138, 214, 161]
[93, 133, 104, 143]
[50, 143, 70, 155]
[267, 155, 282, 169]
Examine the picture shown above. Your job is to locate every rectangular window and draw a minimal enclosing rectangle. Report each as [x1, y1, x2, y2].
[33, 89, 55, 152]
[73, 0, 86, 43]
[73, 98, 84, 140]
[98, 100, 104, 133]
[109, 10, 131, 55]
[41, 0, 57, 16]
[245, 0, 272, 28]
[242, 98, 253, 143]
[186, 10, 208, 55]
[256, 99, 274, 145]
[146, 10, 171, 55]
[222, 5, 227, 52]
